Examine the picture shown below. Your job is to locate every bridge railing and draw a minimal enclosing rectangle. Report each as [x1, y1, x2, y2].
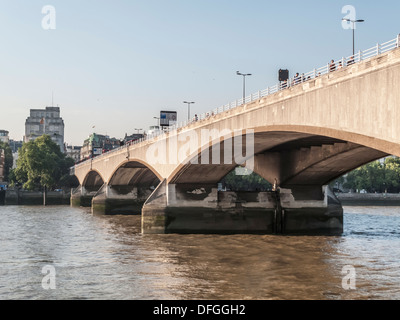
[73, 35, 400, 169]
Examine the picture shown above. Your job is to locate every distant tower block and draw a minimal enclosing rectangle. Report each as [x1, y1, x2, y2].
[24, 106, 65, 152]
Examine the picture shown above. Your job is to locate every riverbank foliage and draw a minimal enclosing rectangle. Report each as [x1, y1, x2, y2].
[334, 157, 400, 193]
[223, 158, 400, 194]
[220, 168, 272, 191]
[10, 135, 75, 190]
[0, 141, 13, 181]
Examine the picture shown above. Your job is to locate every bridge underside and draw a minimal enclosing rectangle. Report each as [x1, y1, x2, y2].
[91, 161, 161, 215]
[169, 132, 388, 188]
[142, 132, 388, 235]
[72, 131, 389, 235]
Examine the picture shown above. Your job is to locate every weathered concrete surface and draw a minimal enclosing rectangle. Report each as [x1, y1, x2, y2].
[70, 186, 101, 208]
[142, 181, 343, 235]
[91, 184, 153, 215]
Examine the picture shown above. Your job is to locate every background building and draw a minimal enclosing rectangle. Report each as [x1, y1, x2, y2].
[0, 149, 4, 181]
[24, 106, 65, 152]
[0, 130, 9, 144]
[80, 133, 121, 161]
[8, 140, 23, 169]
[65, 145, 82, 163]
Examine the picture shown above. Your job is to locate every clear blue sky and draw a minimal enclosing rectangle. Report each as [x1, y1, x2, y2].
[1, 0, 399, 146]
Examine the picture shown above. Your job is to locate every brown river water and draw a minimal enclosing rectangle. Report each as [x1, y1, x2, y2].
[1, 205, 400, 300]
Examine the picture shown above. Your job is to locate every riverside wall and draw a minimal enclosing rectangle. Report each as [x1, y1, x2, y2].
[4, 189, 70, 205]
[337, 193, 400, 206]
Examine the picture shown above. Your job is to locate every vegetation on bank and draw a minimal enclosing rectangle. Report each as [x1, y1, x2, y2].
[220, 168, 272, 191]
[222, 158, 400, 194]
[0, 141, 13, 181]
[9, 135, 75, 191]
[331, 157, 400, 193]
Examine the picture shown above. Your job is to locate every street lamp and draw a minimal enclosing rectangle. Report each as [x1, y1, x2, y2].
[183, 101, 195, 121]
[342, 18, 365, 55]
[153, 117, 160, 126]
[236, 71, 252, 103]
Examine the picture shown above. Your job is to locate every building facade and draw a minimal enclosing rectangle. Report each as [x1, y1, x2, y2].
[24, 107, 65, 152]
[0, 149, 4, 182]
[0, 130, 9, 144]
[66, 145, 82, 163]
[80, 133, 121, 161]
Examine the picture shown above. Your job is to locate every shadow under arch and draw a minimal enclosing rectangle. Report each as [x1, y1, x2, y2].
[167, 126, 390, 188]
[67, 174, 80, 189]
[108, 159, 162, 191]
[92, 159, 162, 216]
[83, 170, 105, 192]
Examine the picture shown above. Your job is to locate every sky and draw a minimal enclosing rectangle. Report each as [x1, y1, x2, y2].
[0, 0, 399, 146]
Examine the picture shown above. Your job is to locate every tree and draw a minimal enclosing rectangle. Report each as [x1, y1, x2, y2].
[220, 168, 272, 191]
[382, 157, 400, 193]
[342, 158, 400, 193]
[0, 141, 13, 181]
[12, 135, 74, 191]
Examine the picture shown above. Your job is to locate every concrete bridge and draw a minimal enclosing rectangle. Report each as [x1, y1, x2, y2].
[71, 37, 400, 235]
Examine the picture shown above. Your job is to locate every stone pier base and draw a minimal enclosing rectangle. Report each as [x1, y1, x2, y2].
[70, 186, 99, 208]
[91, 184, 153, 215]
[142, 181, 343, 235]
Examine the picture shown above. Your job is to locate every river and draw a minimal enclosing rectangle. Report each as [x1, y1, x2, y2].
[0, 205, 400, 300]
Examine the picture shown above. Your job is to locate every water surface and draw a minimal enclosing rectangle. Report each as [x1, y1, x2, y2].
[1, 205, 400, 300]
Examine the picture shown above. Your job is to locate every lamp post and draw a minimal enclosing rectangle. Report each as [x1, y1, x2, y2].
[236, 71, 252, 103]
[342, 18, 365, 55]
[183, 101, 195, 121]
[153, 117, 160, 127]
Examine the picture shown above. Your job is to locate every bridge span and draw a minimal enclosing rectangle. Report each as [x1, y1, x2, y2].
[71, 36, 400, 235]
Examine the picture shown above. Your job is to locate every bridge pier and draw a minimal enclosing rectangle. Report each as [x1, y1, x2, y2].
[142, 181, 343, 235]
[91, 184, 154, 215]
[70, 185, 99, 208]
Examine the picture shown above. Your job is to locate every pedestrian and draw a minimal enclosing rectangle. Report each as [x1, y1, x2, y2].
[294, 73, 300, 84]
[329, 60, 336, 72]
[348, 55, 355, 66]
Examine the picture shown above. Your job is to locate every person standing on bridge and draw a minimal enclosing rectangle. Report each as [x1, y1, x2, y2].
[329, 60, 336, 72]
[294, 73, 300, 85]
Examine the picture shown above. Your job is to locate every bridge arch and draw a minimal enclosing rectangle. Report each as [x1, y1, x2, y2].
[108, 159, 162, 192]
[167, 125, 390, 187]
[82, 170, 105, 192]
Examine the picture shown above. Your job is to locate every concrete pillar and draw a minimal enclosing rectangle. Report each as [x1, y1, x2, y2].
[143, 181, 278, 234]
[91, 183, 153, 215]
[70, 185, 99, 208]
[278, 186, 343, 235]
[142, 182, 343, 235]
